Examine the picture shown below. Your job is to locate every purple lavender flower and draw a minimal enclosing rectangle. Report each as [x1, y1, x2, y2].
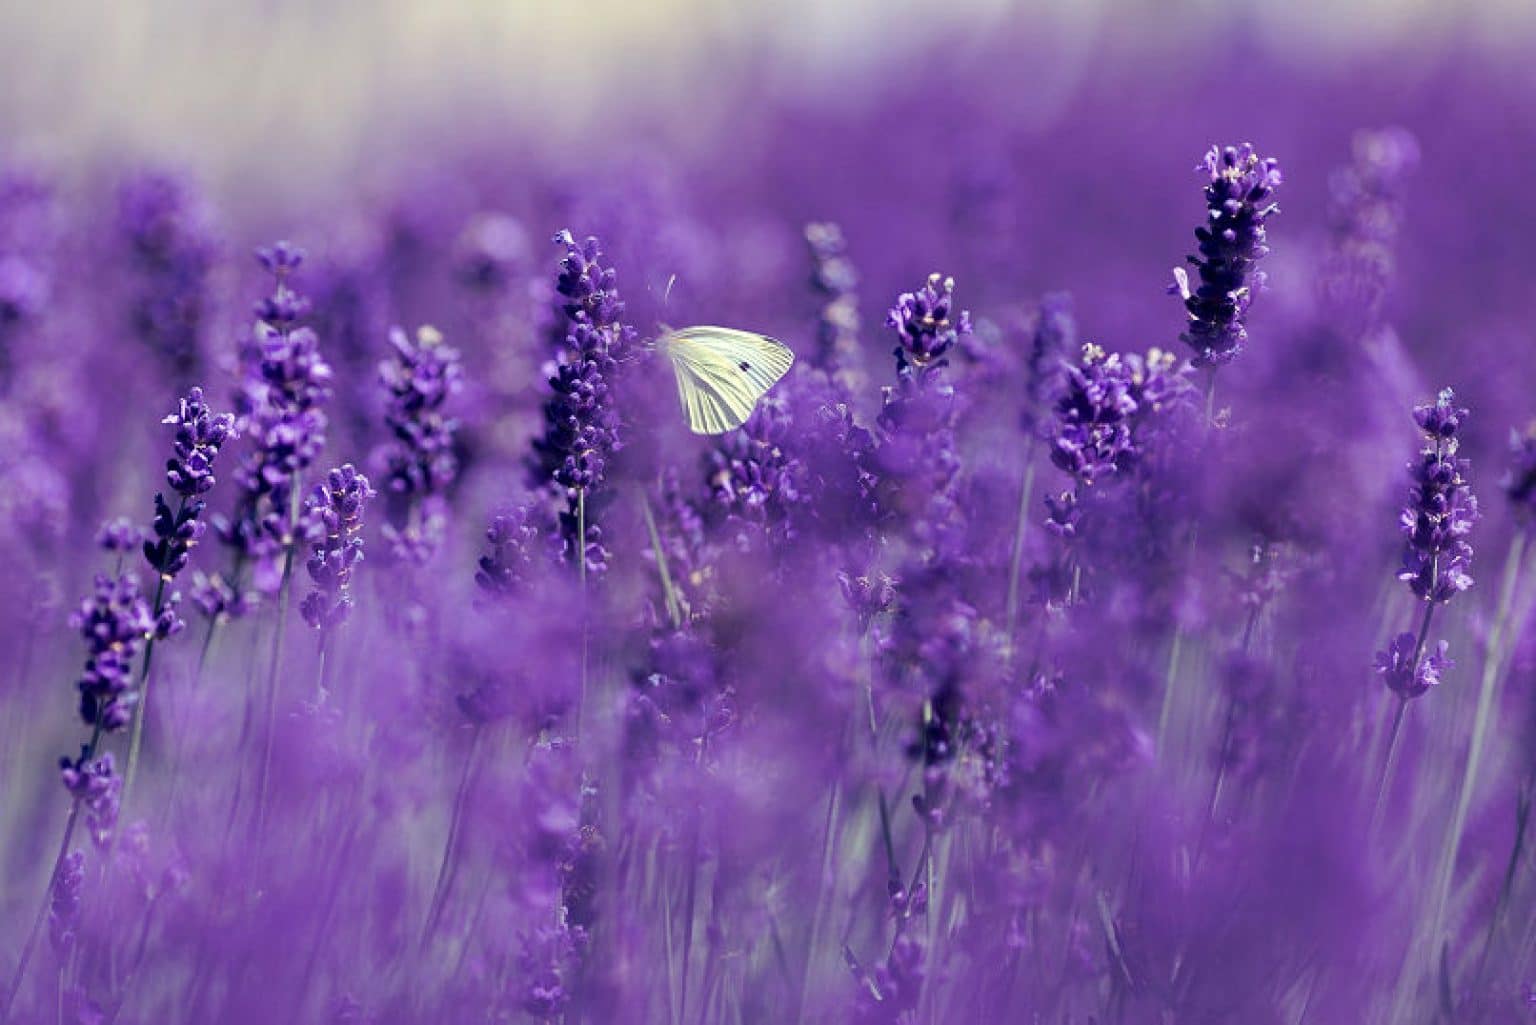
[1503, 423, 1536, 528]
[1322, 127, 1419, 324]
[116, 169, 216, 383]
[476, 505, 544, 598]
[1375, 635, 1454, 700]
[96, 517, 146, 555]
[299, 464, 375, 633]
[143, 387, 235, 584]
[1048, 344, 1139, 485]
[378, 325, 462, 563]
[886, 272, 971, 391]
[705, 394, 807, 549]
[805, 221, 862, 382]
[1398, 389, 1477, 604]
[219, 243, 333, 594]
[69, 574, 153, 731]
[1174, 143, 1282, 368]
[453, 213, 530, 292]
[1373, 389, 1477, 701]
[46, 850, 84, 957]
[1022, 292, 1076, 435]
[58, 751, 120, 848]
[529, 231, 636, 576]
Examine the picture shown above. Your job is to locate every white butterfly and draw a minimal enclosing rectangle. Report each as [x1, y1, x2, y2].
[658, 326, 795, 435]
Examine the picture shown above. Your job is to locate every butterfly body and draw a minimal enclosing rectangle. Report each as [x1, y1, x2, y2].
[658, 326, 795, 435]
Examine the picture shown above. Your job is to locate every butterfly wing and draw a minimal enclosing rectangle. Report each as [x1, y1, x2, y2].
[662, 327, 796, 435]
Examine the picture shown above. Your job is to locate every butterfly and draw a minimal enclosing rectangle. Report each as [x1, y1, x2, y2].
[657, 326, 796, 435]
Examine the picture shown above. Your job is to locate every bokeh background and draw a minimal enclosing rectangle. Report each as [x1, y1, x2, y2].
[6, 3, 1536, 1024]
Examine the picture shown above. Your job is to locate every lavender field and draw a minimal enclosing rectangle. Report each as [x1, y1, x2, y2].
[4, 4, 1536, 1023]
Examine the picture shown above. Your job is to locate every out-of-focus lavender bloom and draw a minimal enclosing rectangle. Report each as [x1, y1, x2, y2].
[58, 751, 121, 849]
[1322, 127, 1419, 324]
[69, 574, 153, 731]
[529, 230, 635, 576]
[1398, 389, 1477, 604]
[378, 325, 462, 563]
[475, 505, 544, 599]
[96, 517, 146, 555]
[515, 918, 588, 1022]
[705, 394, 807, 550]
[1173, 143, 1282, 368]
[0, 255, 46, 329]
[1503, 423, 1536, 528]
[188, 570, 256, 622]
[46, 850, 84, 957]
[805, 222, 862, 385]
[453, 213, 530, 292]
[143, 387, 235, 585]
[1022, 292, 1076, 435]
[219, 243, 333, 594]
[1049, 343, 1139, 485]
[116, 170, 216, 383]
[299, 464, 374, 633]
[1375, 634, 1454, 700]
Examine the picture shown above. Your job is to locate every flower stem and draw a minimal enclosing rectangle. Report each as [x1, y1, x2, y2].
[1420, 531, 1527, 995]
[421, 726, 482, 950]
[1, 719, 102, 1024]
[255, 485, 303, 836]
[1003, 446, 1038, 656]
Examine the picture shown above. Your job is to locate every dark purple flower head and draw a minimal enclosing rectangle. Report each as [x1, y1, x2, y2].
[1397, 389, 1477, 604]
[1174, 143, 1282, 368]
[221, 245, 333, 588]
[1504, 423, 1536, 528]
[530, 231, 636, 577]
[886, 272, 972, 390]
[162, 386, 236, 499]
[476, 505, 545, 599]
[706, 394, 807, 549]
[58, 751, 120, 847]
[1049, 343, 1139, 485]
[378, 325, 463, 496]
[144, 387, 234, 584]
[1375, 634, 1453, 699]
[299, 464, 375, 633]
[70, 574, 153, 732]
[97, 517, 146, 554]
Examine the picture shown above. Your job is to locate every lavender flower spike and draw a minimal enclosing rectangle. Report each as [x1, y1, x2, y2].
[1503, 422, 1536, 528]
[378, 324, 463, 564]
[70, 574, 154, 732]
[1373, 389, 1478, 700]
[300, 464, 375, 633]
[529, 230, 636, 577]
[143, 386, 236, 585]
[1174, 143, 1283, 368]
[1398, 389, 1478, 604]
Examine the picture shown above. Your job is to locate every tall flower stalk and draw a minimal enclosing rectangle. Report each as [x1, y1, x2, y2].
[122, 386, 235, 808]
[1371, 389, 1478, 830]
[299, 464, 374, 699]
[1172, 143, 1282, 415]
[378, 325, 462, 565]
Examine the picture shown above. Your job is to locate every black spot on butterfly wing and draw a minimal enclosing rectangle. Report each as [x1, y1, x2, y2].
[738, 361, 752, 372]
